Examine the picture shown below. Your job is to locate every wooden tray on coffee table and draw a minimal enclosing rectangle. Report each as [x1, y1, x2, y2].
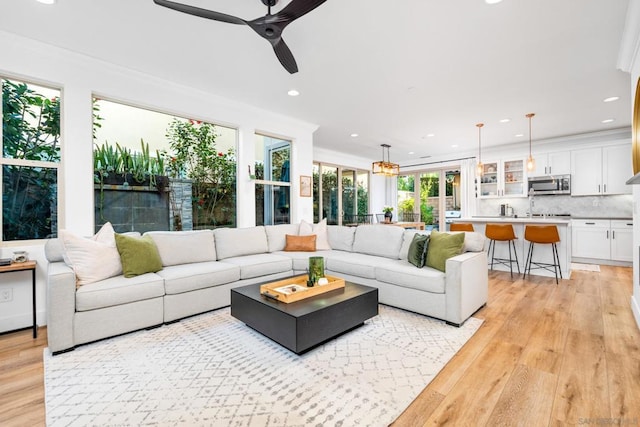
[260, 275, 345, 303]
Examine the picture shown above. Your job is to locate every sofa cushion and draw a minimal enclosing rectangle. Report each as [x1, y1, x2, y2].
[145, 230, 216, 266]
[352, 224, 405, 259]
[276, 250, 321, 271]
[157, 261, 241, 295]
[265, 224, 300, 252]
[299, 219, 331, 250]
[407, 234, 430, 268]
[325, 252, 395, 279]
[399, 230, 429, 260]
[115, 234, 163, 278]
[284, 234, 316, 252]
[44, 238, 65, 263]
[220, 253, 292, 279]
[75, 273, 165, 311]
[59, 222, 122, 286]
[214, 227, 268, 260]
[327, 226, 356, 252]
[375, 261, 446, 294]
[459, 231, 486, 252]
[425, 231, 466, 272]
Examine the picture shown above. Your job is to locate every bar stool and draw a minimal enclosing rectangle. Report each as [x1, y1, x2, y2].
[450, 223, 474, 232]
[485, 223, 520, 277]
[523, 225, 562, 284]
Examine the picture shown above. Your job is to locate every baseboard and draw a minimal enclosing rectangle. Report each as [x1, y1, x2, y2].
[632, 295, 640, 331]
[571, 257, 632, 267]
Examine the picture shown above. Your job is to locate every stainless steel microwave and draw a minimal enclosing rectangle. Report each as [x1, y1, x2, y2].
[527, 174, 571, 195]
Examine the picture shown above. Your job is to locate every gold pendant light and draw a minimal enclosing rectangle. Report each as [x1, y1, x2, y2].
[526, 113, 536, 172]
[372, 144, 400, 176]
[476, 123, 484, 176]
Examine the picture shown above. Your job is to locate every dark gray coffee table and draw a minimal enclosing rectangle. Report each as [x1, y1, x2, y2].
[230, 281, 378, 354]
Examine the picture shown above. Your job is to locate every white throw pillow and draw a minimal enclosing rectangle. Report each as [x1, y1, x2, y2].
[59, 222, 123, 286]
[299, 218, 331, 250]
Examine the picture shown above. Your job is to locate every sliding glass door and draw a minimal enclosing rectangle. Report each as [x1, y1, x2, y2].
[314, 163, 369, 225]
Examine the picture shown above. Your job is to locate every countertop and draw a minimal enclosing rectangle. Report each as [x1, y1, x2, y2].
[457, 216, 572, 224]
[571, 217, 632, 221]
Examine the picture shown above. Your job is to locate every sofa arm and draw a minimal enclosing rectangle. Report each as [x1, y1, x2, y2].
[46, 262, 77, 353]
[444, 251, 488, 325]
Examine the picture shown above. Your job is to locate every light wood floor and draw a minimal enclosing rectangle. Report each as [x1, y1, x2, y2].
[1, 266, 639, 426]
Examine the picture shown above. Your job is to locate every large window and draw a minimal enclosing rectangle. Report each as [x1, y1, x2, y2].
[93, 98, 237, 231]
[398, 168, 461, 230]
[255, 134, 291, 226]
[313, 163, 369, 225]
[1, 78, 60, 241]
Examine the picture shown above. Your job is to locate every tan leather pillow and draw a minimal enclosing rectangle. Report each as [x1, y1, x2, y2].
[284, 234, 317, 252]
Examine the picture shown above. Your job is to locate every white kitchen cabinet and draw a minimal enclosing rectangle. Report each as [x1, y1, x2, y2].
[572, 219, 610, 259]
[610, 220, 634, 262]
[571, 144, 632, 196]
[478, 158, 527, 198]
[529, 151, 571, 177]
[571, 219, 633, 262]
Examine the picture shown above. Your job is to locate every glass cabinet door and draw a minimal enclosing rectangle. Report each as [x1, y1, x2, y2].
[479, 161, 499, 197]
[502, 159, 525, 196]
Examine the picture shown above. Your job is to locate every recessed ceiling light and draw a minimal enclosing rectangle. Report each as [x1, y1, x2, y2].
[601, 118, 615, 123]
[451, 144, 458, 148]
[350, 133, 358, 138]
[515, 133, 524, 137]
[287, 89, 299, 97]
[499, 118, 510, 123]
[603, 96, 619, 103]
[36, 0, 55, 4]
[408, 151, 415, 155]
[485, 0, 503, 4]
[426, 133, 435, 137]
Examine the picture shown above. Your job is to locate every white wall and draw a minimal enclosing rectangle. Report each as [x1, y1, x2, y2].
[0, 30, 317, 332]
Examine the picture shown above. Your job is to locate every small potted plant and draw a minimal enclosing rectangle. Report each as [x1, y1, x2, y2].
[383, 206, 394, 223]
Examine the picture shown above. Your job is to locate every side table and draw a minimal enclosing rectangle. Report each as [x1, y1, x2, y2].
[0, 260, 37, 338]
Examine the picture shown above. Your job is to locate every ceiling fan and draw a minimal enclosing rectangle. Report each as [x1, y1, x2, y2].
[153, 0, 327, 74]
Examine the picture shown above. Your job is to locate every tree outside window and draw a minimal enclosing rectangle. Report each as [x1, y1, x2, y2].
[1, 78, 60, 241]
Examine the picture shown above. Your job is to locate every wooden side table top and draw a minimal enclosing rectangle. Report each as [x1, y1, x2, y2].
[0, 260, 37, 273]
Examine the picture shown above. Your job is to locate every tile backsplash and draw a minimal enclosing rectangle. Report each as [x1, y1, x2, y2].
[477, 194, 633, 218]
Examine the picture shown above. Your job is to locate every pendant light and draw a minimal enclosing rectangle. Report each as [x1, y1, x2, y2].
[476, 123, 484, 176]
[526, 113, 536, 172]
[372, 144, 400, 176]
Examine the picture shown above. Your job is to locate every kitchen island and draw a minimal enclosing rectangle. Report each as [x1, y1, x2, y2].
[452, 216, 571, 280]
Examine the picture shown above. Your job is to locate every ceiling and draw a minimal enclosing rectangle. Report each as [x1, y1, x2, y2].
[0, 0, 633, 165]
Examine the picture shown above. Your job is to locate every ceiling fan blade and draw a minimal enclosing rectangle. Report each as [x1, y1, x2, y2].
[272, 38, 299, 74]
[153, 0, 246, 25]
[276, 0, 327, 23]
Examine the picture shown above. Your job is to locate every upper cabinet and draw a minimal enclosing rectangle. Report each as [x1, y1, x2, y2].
[528, 151, 571, 177]
[478, 158, 527, 198]
[571, 144, 632, 196]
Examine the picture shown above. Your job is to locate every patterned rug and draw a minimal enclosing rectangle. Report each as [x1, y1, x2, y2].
[44, 305, 482, 426]
[570, 262, 601, 272]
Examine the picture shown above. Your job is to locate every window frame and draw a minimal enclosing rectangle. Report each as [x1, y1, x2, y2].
[0, 76, 62, 243]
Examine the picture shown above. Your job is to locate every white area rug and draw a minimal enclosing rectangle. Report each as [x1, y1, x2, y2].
[571, 262, 601, 272]
[44, 305, 482, 427]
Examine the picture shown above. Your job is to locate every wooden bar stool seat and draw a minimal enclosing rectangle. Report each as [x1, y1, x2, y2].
[485, 223, 520, 277]
[523, 225, 562, 284]
[450, 223, 474, 232]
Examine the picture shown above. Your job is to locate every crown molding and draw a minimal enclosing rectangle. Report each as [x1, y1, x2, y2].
[618, 0, 640, 72]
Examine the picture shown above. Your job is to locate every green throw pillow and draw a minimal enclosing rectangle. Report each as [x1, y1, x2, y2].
[407, 233, 429, 268]
[114, 234, 163, 278]
[425, 230, 465, 272]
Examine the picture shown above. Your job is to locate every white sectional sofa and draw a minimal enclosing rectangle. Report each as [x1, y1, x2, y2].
[45, 223, 488, 354]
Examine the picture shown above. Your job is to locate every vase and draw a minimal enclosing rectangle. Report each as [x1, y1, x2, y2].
[308, 256, 324, 286]
[384, 211, 393, 223]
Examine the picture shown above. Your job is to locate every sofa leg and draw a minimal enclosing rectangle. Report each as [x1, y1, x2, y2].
[146, 323, 164, 330]
[52, 346, 76, 356]
[446, 321, 462, 327]
[164, 319, 181, 325]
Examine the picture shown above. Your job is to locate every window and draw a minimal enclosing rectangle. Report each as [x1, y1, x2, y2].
[255, 134, 291, 226]
[93, 98, 237, 231]
[1, 78, 60, 241]
[313, 163, 369, 225]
